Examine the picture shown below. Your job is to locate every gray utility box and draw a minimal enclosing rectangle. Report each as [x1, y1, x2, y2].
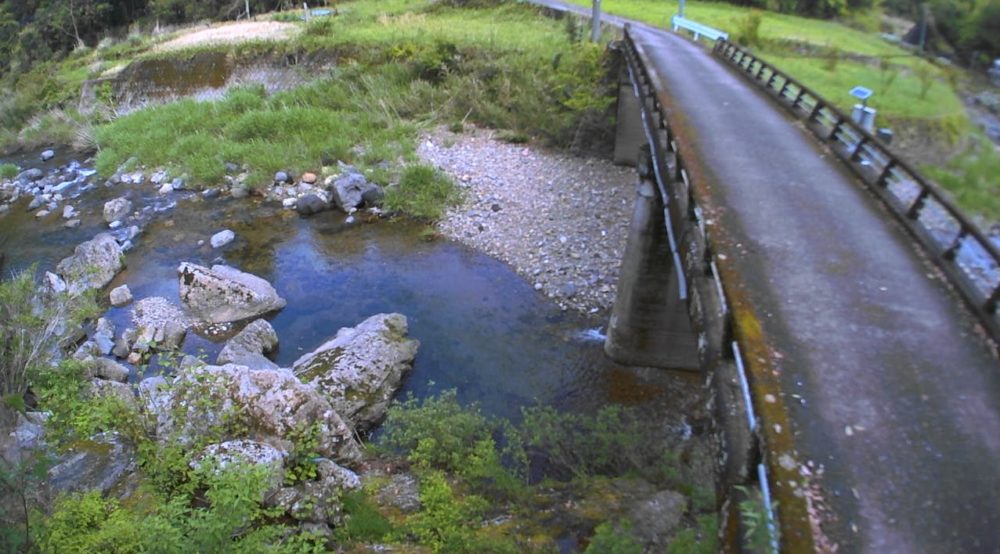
[852, 104, 877, 133]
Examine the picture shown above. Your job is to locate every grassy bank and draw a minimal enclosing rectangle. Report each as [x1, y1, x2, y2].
[88, 0, 615, 205]
[563, 0, 1000, 221]
[563, 0, 965, 122]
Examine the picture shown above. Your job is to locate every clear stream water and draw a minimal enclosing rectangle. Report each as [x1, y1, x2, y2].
[0, 151, 702, 422]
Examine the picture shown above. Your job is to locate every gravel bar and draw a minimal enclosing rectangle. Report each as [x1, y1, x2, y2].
[419, 128, 637, 314]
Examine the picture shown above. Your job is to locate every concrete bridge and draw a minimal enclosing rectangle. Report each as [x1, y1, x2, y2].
[533, 2, 1000, 551]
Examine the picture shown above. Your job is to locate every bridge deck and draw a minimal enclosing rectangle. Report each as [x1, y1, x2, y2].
[632, 26, 1000, 552]
[533, 2, 1000, 550]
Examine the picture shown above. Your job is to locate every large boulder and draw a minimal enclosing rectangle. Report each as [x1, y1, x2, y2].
[142, 363, 362, 465]
[93, 317, 116, 355]
[109, 284, 133, 307]
[103, 197, 132, 223]
[16, 168, 44, 183]
[293, 313, 419, 433]
[88, 357, 130, 382]
[55, 233, 124, 293]
[48, 432, 138, 497]
[296, 193, 329, 217]
[193, 439, 287, 491]
[216, 319, 280, 370]
[328, 172, 367, 211]
[178, 263, 286, 324]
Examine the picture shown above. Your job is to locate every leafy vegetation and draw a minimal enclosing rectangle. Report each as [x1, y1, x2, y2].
[565, 0, 964, 122]
[83, 1, 615, 211]
[925, 138, 1000, 219]
[376, 390, 718, 553]
[34, 462, 324, 553]
[334, 490, 395, 543]
[0, 268, 98, 428]
[386, 165, 462, 220]
[0, 162, 16, 179]
[584, 521, 643, 554]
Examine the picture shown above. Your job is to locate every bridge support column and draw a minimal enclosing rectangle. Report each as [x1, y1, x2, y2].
[613, 66, 645, 166]
[605, 165, 699, 370]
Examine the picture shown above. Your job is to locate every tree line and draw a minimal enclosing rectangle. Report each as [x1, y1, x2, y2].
[0, 1, 307, 76]
[1, 0, 998, 75]
[883, 0, 1000, 65]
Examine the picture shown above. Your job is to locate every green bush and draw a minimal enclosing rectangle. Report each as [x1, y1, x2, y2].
[0, 449, 49, 552]
[385, 164, 461, 220]
[32, 360, 132, 443]
[518, 405, 680, 483]
[668, 514, 719, 554]
[0, 268, 97, 429]
[734, 10, 765, 48]
[0, 163, 16, 179]
[335, 490, 395, 543]
[379, 389, 521, 496]
[35, 462, 299, 553]
[406, 470, 492, 554]
[925, 137, 1000, 219]
[584, 521, 642, 554]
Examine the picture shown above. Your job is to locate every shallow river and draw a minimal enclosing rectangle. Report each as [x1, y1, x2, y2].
[1, 151, 700, 422]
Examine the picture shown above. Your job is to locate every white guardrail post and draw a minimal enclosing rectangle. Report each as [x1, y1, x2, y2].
[671, 15, 729, 42]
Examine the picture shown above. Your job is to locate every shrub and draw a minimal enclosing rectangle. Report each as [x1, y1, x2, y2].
[405, 470, 490, 554]
[915, 61, 936, 99]
[335, 490, 395, 543]
[0, 163, 16, 179]
[0, 449, 50, 552]
[584, 521, 642, 554]
[380, 390, 493, 473]
[668, 515, 719, 554]
[385, 164, 461, 220]
[924, 138, 1000, 219]
[734, 11, 764, 48]
[35, 462, 292, 553]
[0, 268, 97, 429]
[379, 390, 525, 500]
[517, 405, 680, 483]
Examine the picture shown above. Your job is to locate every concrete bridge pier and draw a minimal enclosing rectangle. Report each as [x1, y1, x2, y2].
[613, 64, 645, 166]
[605, 150, 699, 370]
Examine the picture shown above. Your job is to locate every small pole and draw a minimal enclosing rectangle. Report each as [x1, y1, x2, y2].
[591, 0, 602, 43]
[245, 0, 250, 19]
[304, 2, 310, 22]
[679, 0, 686, 19]
[919, 2, 928, 54]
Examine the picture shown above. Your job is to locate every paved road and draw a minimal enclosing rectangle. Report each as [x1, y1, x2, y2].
[533, 2, 1000, 551]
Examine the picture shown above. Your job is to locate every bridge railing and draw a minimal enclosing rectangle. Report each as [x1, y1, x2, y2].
[714, 39, 1000, 345]
[620, 25, 784, 551]
[671, 15, 729, 42]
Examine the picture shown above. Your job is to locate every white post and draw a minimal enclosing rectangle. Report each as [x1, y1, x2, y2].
[591, 0, 602, 43]
[304, 2, 310, 22]
[679, 0, 686, 18]
[245, 0, 250, 18]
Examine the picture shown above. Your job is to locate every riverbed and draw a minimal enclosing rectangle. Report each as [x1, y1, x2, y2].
[0, 149, 706, 426]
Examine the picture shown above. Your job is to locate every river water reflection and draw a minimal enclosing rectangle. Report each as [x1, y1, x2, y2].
[1, 154, 699, 422]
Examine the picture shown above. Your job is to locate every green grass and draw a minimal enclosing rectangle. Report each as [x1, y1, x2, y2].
[565, 0, 965, 122]
[94, 82, 404, 186]
[0, 163, 16, 179]
[566, 0, 903, 56]
[925, 139, 1000, 220]
[385, 165, 462, 219]
[766, 55, 965, 120]
[92, 0, 615, 217]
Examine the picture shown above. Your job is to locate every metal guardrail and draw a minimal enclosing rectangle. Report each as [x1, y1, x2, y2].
[671, 15, 729, 42]
[620, 25, 781, 551]
[714, 39, 1000, 346]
